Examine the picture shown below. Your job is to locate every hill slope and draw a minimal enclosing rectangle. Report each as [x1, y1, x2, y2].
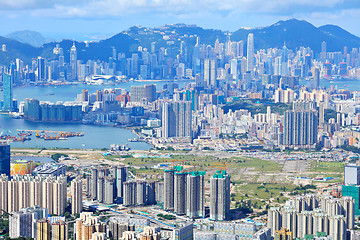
[231, 19, 360, 52]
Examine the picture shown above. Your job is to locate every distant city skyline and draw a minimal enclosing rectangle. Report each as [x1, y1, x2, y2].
[0, 0, 360, 40]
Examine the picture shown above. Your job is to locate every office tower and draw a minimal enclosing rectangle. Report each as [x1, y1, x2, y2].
[312, 67, 320, 89]
[123, 181, 137, 206]
[146, 181, 156, 205]
[230, 59, 237, 79]
[51, 221, 68, 240]
[91, 168, 98, 200]
[203, 59, 216, 87]
[186, 172, 205, 218]
[321, 41, 327, 62]
[130, 84, 156, 102]
[37, 57, 46, 82]
[283, 101, 318, 148]
[71, 178, 83, 214]
[161, 101, 192, 138]
[70, 42, 77, 81]
[0, 141, 10, 176]
[115, 166, 127, 199]
[210, 171, 231, 221]
[344, 164, 360, 185]
[174, 172, 187, 215]
[37, 219, 51, 240]
[247, 33, 254, 76]
[319, 102, 325, 125]
[281, 44, 289, 76]
[164, 169, 175, 211]
[2, 73, 13, 112]
[104, 177, 115, 204]
[342, 185, 360, 215]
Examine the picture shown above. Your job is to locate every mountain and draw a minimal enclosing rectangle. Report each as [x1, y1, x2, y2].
[6, 30, 46, 48]
[39, 33, 139, 63]
[231, 19, 360, 53]
[0, 36, 39, 65]
[1, 20, 359, 66]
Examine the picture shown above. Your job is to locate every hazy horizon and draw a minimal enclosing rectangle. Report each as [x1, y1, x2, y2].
[0, 0, 360, 41]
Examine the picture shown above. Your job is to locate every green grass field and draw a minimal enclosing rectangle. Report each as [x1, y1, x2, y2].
[310, 161, 344, 173]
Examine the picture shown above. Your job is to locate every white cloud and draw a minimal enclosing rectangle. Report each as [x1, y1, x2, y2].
[0, 0, 358, 23]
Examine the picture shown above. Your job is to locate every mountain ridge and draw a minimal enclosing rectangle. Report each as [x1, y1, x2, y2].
[0, 19, 359, 65]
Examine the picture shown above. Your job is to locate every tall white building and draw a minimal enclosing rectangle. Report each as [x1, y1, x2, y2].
[70, 42, 77, 81]
[246, 33, 254, 76]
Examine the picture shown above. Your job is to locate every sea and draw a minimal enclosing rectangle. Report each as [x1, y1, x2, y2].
[0, 80, 190, 150]
[1, 78, 359, 149]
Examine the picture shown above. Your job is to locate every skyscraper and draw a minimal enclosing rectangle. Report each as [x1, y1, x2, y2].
[247, 33, 254, 76]
[51, 221, 68, 240]
[2, 73, 13, 112]
[70, 42, 77, 81]
[71, 178, 83, 214]
[162, 101, 192, 138]
[312, 67, 320, 89]
[344, 164, 360, 185]
[283, 101, 318, 148]
[130, 84, 156, 102]
[37, 57, 46, 82]
[115, 166, 127, 199]
[37, 219, 51, 240]
[174, 172, 187, 215]
[203, 59, 216, 87]
[164, 169, 175, 211]
[210, 170, 231, 221]
[186, 172, 205, 219]
[0, 141, 10, 176]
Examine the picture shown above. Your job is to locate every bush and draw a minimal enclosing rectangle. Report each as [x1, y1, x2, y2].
[51, 153, 69, 161]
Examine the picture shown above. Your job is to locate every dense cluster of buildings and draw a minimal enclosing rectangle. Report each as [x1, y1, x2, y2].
[267, 194, 354, 240]
[2, 32, 360, 152]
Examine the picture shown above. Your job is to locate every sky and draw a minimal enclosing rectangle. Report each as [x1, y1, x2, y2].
[1, 0, 360, 41]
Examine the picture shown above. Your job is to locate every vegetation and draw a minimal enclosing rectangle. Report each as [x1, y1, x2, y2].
[311, 161, 344, 173]
[157, 213, 176, 220]
[340, 145, 360, 154]
[51, 153, 69, 161]
[222, 99, 291, 115]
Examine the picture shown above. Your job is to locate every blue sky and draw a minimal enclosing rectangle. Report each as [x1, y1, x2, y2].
[1, 0, 360, 40]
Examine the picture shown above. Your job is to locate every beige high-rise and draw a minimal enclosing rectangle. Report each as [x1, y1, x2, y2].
[37, 219, 51, 240]
[51, 221, 68, 240]
[71, 178, 83, 214]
